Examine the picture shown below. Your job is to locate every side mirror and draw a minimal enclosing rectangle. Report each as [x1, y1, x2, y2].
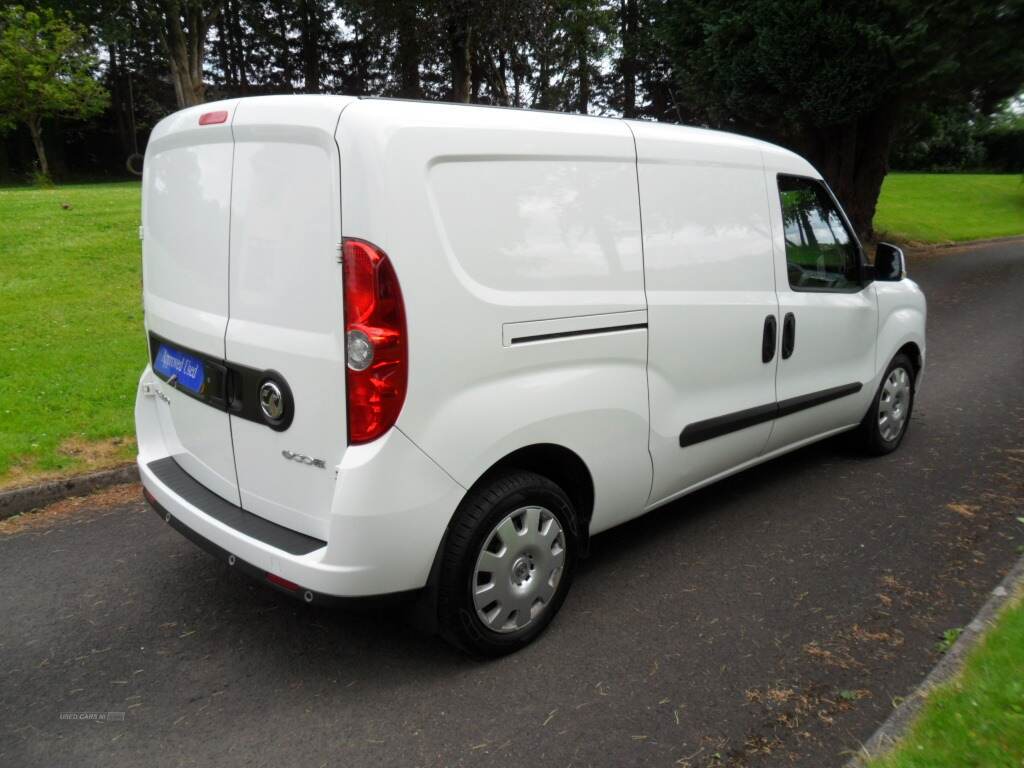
[874, 242, 906, 281]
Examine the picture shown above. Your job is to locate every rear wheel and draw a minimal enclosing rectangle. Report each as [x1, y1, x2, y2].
[859, 353, 916, 455]
[437, 470, 577, 657]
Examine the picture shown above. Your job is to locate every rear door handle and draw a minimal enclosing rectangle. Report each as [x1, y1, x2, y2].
[762, 315, 777, 363]
[782, 312, 796, 359]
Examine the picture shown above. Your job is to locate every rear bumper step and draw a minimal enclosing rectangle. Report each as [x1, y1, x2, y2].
[142, 473, 421, 609]
[144, 487, 314, 603]
[147, 457, 325, 555]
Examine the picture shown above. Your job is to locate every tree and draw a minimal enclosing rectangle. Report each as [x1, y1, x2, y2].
[560, 0, 612, 114]
[616, 0, 639, 117]
[145, 0, 220, 107]
[526, 0, 610, 113]
[655, 0, 1024, 238]
[0, 5, 108, 179]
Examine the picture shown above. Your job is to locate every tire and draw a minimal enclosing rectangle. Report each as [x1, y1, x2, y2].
[437, 470, 578, 657]
[859, 352, 916, 455]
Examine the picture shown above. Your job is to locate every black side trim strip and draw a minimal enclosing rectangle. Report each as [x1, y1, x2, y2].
[147, 457, 326, 556]
[679, 402, 777, 447]
[678, 382, 863, 448]
[510, 322, 647, 345]
[776, 382, 862, 418]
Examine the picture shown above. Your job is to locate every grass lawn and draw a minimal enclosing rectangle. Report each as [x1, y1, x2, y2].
[875, 173, 1024, 243]
[869, 587, 1024, 767]
[0, 182, 145, 487]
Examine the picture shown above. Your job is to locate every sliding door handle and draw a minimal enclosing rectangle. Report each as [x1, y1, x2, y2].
[782, 312, 796, 359]
[762, 315, 777, 363]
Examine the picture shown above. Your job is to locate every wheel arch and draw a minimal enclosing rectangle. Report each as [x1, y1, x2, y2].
[412, 442, 596, 635]
[472, 443, 595, 553]
[895, 341, 923, 383]
[874, 280, 926, 389]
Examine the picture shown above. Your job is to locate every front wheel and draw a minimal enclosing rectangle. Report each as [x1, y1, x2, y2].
[859, 352, 916, 455]
[437, 470, 578, 657]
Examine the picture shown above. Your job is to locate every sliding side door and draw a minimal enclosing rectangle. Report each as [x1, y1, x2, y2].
[631, 122, 780, 508]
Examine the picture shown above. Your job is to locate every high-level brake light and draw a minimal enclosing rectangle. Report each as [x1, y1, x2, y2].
[198, 110, 228, 125]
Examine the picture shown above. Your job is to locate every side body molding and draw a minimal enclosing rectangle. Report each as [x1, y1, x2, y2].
[679, 383, 863, 447]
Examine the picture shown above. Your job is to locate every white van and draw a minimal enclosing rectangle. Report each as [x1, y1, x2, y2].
[136, 96, 926, 655]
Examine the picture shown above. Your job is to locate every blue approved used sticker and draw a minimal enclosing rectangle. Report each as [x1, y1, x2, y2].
[153, 344, 206, 394]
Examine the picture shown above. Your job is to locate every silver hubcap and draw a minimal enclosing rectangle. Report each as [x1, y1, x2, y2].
[473, 506, 566, 633]
[878, 366, 912, 442]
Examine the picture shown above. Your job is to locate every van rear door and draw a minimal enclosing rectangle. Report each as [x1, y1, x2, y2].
[225, 96, 355, 541]
[142, 101, 241, 504]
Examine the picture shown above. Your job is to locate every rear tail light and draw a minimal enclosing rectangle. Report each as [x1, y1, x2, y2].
[341, 239, 407, 444]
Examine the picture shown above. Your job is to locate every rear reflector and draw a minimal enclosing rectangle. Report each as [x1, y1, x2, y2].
[266, 572, 300, 591]
[198, 110, 228, 125]
[341, 239, 408, 444]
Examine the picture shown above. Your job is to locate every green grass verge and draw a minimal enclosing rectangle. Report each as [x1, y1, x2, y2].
[869, 589, 1024, 767]
[0, 182, 144, 485]
[875, 173, 1024, 243]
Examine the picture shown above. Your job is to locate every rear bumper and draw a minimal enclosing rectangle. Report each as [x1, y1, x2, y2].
[142, 483, 340, 604]
[137, 372, 466, 597]
[138, 439, 463, 597]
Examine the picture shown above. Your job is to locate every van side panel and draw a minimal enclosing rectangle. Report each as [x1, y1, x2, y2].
[628, 121, 781, 508]
[337, 101, 653, 535]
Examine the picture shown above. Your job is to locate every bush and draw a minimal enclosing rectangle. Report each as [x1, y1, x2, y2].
[891, 106, 987, 172]
[29, 166, 53, 188]
[979, 126, 1024, 172]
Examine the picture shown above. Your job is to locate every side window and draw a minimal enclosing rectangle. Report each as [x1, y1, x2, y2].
[778, 175, 861, 291]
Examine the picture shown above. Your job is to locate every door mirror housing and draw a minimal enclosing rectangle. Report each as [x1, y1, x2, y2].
[874, 242, 906, 282]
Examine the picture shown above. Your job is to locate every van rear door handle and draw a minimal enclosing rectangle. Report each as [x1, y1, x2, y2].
[762, 315, 777, 363]
[782, 312, 796, 359]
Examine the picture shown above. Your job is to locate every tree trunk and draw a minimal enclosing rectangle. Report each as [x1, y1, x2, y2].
[0, 139, 10, 183]
[214, 12, 234, 89]
[26, 118, 49, 179]
[800, 105, 900, 241]
[155, 0, 219, 108]
[619, 0, 639, 118]
[470, 48, 484, 102]
[347, 22, 369, 95]
[535, 50, 553, 110]
[577, 49, 589, 114]
[511, 48, 524, 107]
[298, 0, 320, 92]
[395, 2, 421, 99]
[271, 2, 295, 92]
[108, 44, 130, 157]
[48, 120, 68, 179]
[448, 6, 473, 103]
[486, 52, 510, 106]
[232, 0, 249, 91]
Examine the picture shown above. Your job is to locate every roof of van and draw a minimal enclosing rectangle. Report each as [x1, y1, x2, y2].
[361, 96, 818, 177]
[153, 94, 817, 178]
[358, 96, 807, 163]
